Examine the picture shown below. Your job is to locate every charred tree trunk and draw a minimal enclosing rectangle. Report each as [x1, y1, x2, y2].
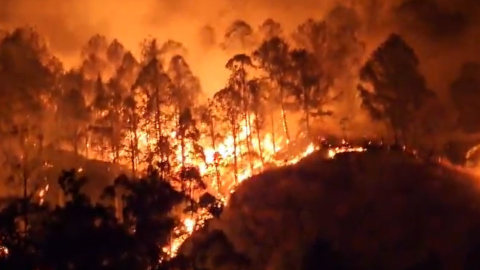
[209, 121, 221, 192]
[231, 117, 239, 185]
[129, 136, 136, 177]
[270, 112, 277, 153]
[279, 85, 290, 145]
[303, 88, 311, 139]
[19, 129, 29, 238]
[254, 113, 265, 166]
[240, 68, 255, 173]
[129, 115, 139, 178]
[155, 96, 164, 160]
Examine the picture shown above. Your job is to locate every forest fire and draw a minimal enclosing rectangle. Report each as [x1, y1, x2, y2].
[112, 110, 322, 257]
[1, 5, 470, 266]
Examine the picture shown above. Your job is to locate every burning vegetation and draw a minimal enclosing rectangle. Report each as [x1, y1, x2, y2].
[1, 2, 480, 269]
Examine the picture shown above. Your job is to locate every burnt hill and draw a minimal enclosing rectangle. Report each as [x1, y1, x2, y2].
[193, 149, 480, 270]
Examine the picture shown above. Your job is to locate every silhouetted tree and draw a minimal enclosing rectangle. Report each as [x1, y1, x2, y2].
[168, 55, 202, 112]
[253, 37, 293, 145]
[133, 56, 171, 165]
[57, 87, 91, 156]
[226, 54, 255, 172]
[247, 79, 268, 164]
[358, 33, 433, 143]
[198, 100, 223, 192]
[214, 86, 242, 186]
[290, 49, 332, 138]
[176, 108, 206, 199]
[110, 171, 186, 266]
[80, 34, 109, 80]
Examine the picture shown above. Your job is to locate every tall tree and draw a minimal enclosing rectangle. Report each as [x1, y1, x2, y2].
[106, 39, 126, 77]
[197, 100, 222, 193]
[293, 19, 327, 61]
[0, 27, 55, 219]
[214, 86, 242, 186]
[168, 55, 202, 112]
[290, 49, 331, 138]
[247, 79, 268, 164]
[176, 108, 206, 203]
[253, 37, 293, 145]
[109, 171, 186, 266]
[226, 54, 255, 172]
[122, 94, 141, 177]
[80, 34, 109, 80]
[57, 87, 91, 156]
[133, 57, 171, 166]
[358, 33, 433, 143]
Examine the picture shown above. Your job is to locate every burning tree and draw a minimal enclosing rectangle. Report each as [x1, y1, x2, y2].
[57, 87, 91, 156]
[0, 27, 55, 201]
[133, 55, 171, 167]
[226, 54, 256, 172]
[290, 49, 332, 139]
[253, 37, 293, 145]
[213, 85, 243, 188]
[197, 100, 223, 192]
[80, 34, 109, 80]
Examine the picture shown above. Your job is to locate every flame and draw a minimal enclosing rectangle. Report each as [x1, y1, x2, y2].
[40, 83, 369, 259]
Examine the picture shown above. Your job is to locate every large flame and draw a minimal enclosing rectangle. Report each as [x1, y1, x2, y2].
[36, 89, 368, 258]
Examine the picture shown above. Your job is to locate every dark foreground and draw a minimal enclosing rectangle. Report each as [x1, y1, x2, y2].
[184, 149, 480, 270]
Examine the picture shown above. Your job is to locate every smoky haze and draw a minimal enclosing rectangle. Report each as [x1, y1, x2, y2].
[1, 0, 480, 97]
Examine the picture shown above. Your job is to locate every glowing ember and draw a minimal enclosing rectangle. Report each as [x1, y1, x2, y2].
[327, 146, 366, 159]
[38, 184, 49, 205]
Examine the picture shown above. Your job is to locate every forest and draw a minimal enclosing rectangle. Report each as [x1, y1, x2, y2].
[1, 3, 480, 269]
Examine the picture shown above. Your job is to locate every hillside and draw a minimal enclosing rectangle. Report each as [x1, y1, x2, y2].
[186, 149, 480, 270]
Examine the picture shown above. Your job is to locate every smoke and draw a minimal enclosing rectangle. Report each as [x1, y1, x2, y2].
[202, 151, 480, 269]
[1, 0, 479, 97]
[1, 0, 480, 118]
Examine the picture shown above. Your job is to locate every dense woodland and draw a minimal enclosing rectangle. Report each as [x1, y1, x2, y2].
[1, 4, 480, 269]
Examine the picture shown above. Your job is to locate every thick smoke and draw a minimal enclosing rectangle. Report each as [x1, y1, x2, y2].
[200, 151, 480, 269]
[1, 0, 480, 98]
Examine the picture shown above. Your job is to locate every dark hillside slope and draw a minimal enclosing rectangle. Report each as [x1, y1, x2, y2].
[206, 150, 480, 270]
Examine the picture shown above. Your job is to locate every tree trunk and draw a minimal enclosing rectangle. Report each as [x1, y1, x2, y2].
[281, 102, 290, 144]
[209, 121, 221, 192]
[130, 136, 136, 177]
[303, 89, 311, 139]
[232, 118, 239, 186]
[155, 88, 165, 162]
[129, 114, 139, 178]
[20, 130, 28, 238]
[270, 112, 277, 153]
[240, 69, 255, 173]
[254, 112, 265, 166]
[244, 114, 255, 173]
